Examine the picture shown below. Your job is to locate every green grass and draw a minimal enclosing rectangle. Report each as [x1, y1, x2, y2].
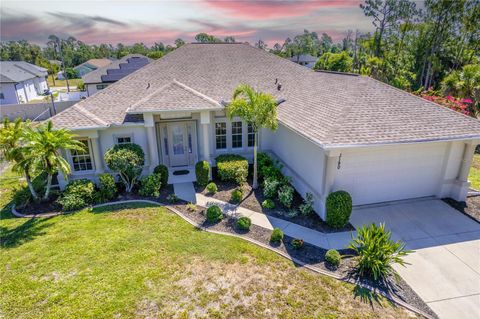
[47, 78, 83, 88]
[0, 168, 414, 319]
[469, 153, 480, 190]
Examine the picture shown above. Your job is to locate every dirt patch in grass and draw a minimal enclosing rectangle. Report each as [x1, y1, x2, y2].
[443, 195, 480, 223]
[196, 170, 354, 233]
[175, 202, 436, 318]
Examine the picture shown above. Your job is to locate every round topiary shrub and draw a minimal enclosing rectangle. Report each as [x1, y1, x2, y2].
[195, 161, 210, 186]
[206, 182, 218, 194]
[153, 164, 169, 188]
[270, 227, 284, 243]
[262, 198, 275, 209]
[291, 238, 304, 250]
[236, 216, 252, 231]
[325, 249, 341, 268]
[206, 205, 223, 223]
[231, 188, 243, 203]
[325, 190, 352, 229]
[104, 143, 145, 193]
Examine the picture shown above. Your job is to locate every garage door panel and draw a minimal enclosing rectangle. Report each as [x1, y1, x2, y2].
[333, 144, 446, 205]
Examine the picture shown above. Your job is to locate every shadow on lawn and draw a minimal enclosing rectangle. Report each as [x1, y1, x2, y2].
[0, 217, 55, 249]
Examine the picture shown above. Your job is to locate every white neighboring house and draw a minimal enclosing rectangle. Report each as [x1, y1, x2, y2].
[82, 54, 151, 97]
[0, 61, 49, 104]
[50, 43, 480, 219]
[290, 54, 318, 68]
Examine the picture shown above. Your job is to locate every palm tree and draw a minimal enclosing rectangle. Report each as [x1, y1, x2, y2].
[0, 118, 39, 200]
[23, 121, 84, 200]
[226, 84, 280, 189]
[442, 64, 480, 117]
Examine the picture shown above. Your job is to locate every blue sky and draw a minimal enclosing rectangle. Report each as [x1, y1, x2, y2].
[1, 0, 375, 46]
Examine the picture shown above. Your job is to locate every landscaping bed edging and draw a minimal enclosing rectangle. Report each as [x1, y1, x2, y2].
[12, 199, 435, 319]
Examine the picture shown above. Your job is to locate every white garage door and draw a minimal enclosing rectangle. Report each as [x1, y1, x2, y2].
[333, 143, 446, 206]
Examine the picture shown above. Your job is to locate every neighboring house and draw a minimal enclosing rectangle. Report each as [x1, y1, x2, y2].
[50, 43, 480, 219]
[82, 54, 151, 97]
[57, 58, 113, 80]
[290, 54, 318, 68]
[0, 61, 49, 104]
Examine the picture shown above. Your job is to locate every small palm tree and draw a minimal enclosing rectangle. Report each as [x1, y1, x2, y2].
[226, 84, 279, 189]
[23, 121, 84, 200]
[442, 64, 480, 117]
[0, 118, 39, 200]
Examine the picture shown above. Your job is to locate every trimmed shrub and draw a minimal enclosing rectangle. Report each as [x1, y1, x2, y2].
[263, 176, 280, 198]
[325, 190, 352, 229]
[278, 184, 294, 208]
[139, 174, 162, 197]
[270, 228, 284, 242]
[206, 182, 218, 194]
[299, 192, 314, 216]
[236, 216, 252, 231]
[348, 223, 411, 281]
[153, 164, 169, 188]
[195, 161, 210, 186]
[167, 194, 178, 203]
[257, 152, 283, 180]
[216, 154, 248, 185]
[56, 179, 95, 211]
[104, 143, 145, 193]
[262, 198, 275, 209]
[291, 238, 304, 249]
[325, 249, 341, 268]
[206, 205, 223, 223]
[230, 187, 243, 203]
[97, 173, 117, 202]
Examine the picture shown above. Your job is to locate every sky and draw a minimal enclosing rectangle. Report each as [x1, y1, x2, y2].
[1, 0, 375, 47]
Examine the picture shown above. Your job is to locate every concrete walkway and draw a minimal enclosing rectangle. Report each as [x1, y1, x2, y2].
[173, 182, 196, 203]
[195, 194, 353, 250]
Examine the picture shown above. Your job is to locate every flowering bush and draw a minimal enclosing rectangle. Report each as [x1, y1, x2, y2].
[418, 89, 474, 117]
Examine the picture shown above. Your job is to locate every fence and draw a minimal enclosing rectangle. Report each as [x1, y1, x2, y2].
[0, 100, 77, 121]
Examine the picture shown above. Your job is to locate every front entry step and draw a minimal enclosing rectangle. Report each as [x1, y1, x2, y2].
[173, 182, 196, 203]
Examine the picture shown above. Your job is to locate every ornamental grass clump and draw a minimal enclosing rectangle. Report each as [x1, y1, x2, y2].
[104, 143, 145, 193]
[348, 223, 412, 282]
[325, 190, 352, 229]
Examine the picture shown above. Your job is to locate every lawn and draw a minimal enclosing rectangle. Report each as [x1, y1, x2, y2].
[47, 78, 83, 88]
[0, 170, 415, 319]
[469, 152, 480, 190]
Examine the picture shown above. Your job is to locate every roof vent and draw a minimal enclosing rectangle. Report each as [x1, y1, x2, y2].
[277, 83, 282, 91]
[146, 83, 150, 89]
[275, 78, 278, 84]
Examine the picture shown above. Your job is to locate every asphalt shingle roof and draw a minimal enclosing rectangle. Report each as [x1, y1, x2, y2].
[82, 54, 151, 84]
[50, 43, 480, 147]
[0, 61, 47, 83]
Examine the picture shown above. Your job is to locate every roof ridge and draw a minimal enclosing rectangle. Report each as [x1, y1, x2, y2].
[171, 79, 221, 106]
[129, 81, 174, 110]
[73, 104, 109, 126]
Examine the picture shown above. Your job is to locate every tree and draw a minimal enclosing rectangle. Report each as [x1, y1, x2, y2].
[175, 38, 185, 48]
[442, 64, 480, 116]
[195, 33, 220, 43]
[255, 39, 268, 50]
[0, 119, 38, 200]
[314, 51, 353, 72]
[224, 36, 236, 43]
[104, 143, 145, 193]
[146, 51, 164, 59]
[226, 84, 279, 189]
[23, 121, 84, 200]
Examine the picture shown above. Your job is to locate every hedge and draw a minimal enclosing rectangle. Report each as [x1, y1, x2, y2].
[215, 154, 248, 185]
[325, 190, 352, 229]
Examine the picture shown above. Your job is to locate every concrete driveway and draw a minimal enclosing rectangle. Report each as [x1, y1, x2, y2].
[350, 199, 480, 319]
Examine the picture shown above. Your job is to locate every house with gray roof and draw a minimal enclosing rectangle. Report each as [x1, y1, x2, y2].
[50, 43, 480, 219]
[0, 61, 49, 104]
[290, 54, 318, 68]
[82, 54, 151, 97]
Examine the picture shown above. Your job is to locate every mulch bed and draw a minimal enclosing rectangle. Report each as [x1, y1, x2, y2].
[443, 195, 480, 223]
[174, 202, 437, 319]
[16, 195, 62, 215]
[195, 173, 354, 233]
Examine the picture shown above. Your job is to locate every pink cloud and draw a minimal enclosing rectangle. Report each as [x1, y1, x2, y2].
[203, 0, 360, 20]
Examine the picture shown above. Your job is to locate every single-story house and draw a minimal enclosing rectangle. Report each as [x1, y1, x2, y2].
[82, 54, 152, 97]
[0, 61, 49, 104]
[290, 54, 318, 69]
[57, 58, 113, 80]
[50, 43, 480, 219]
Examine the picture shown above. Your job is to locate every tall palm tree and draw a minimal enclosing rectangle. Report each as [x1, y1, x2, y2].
[0, 118, 39, 200]
[23, 121, 84, 200]
[226, 84, 280, 189]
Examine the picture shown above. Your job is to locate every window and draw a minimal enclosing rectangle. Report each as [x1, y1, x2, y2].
[71, 139, 93, 172]
[247, 123, 255, 147]
[232, 121, 242, 148]
[96, 84, 108, 90]
[116, 136, 132, 145]
[215, 122, 227, 150]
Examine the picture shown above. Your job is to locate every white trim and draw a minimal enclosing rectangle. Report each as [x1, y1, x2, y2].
[67, 138, 96, 174]
[113, 133, 134, 145]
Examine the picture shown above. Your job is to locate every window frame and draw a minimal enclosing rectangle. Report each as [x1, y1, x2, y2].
[231, 121, 243, 149]
[96, 84, 108, 90]
[114, 134, 134, 145]
[68, 139, 95, 174]
[214, 121, 227, 150]
[247, 123, 255, 148]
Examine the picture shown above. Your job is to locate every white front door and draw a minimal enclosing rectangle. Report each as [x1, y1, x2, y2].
[168, 123, 189, 166]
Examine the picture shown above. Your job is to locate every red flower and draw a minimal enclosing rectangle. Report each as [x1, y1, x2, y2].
[461, 98, 473, 104]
